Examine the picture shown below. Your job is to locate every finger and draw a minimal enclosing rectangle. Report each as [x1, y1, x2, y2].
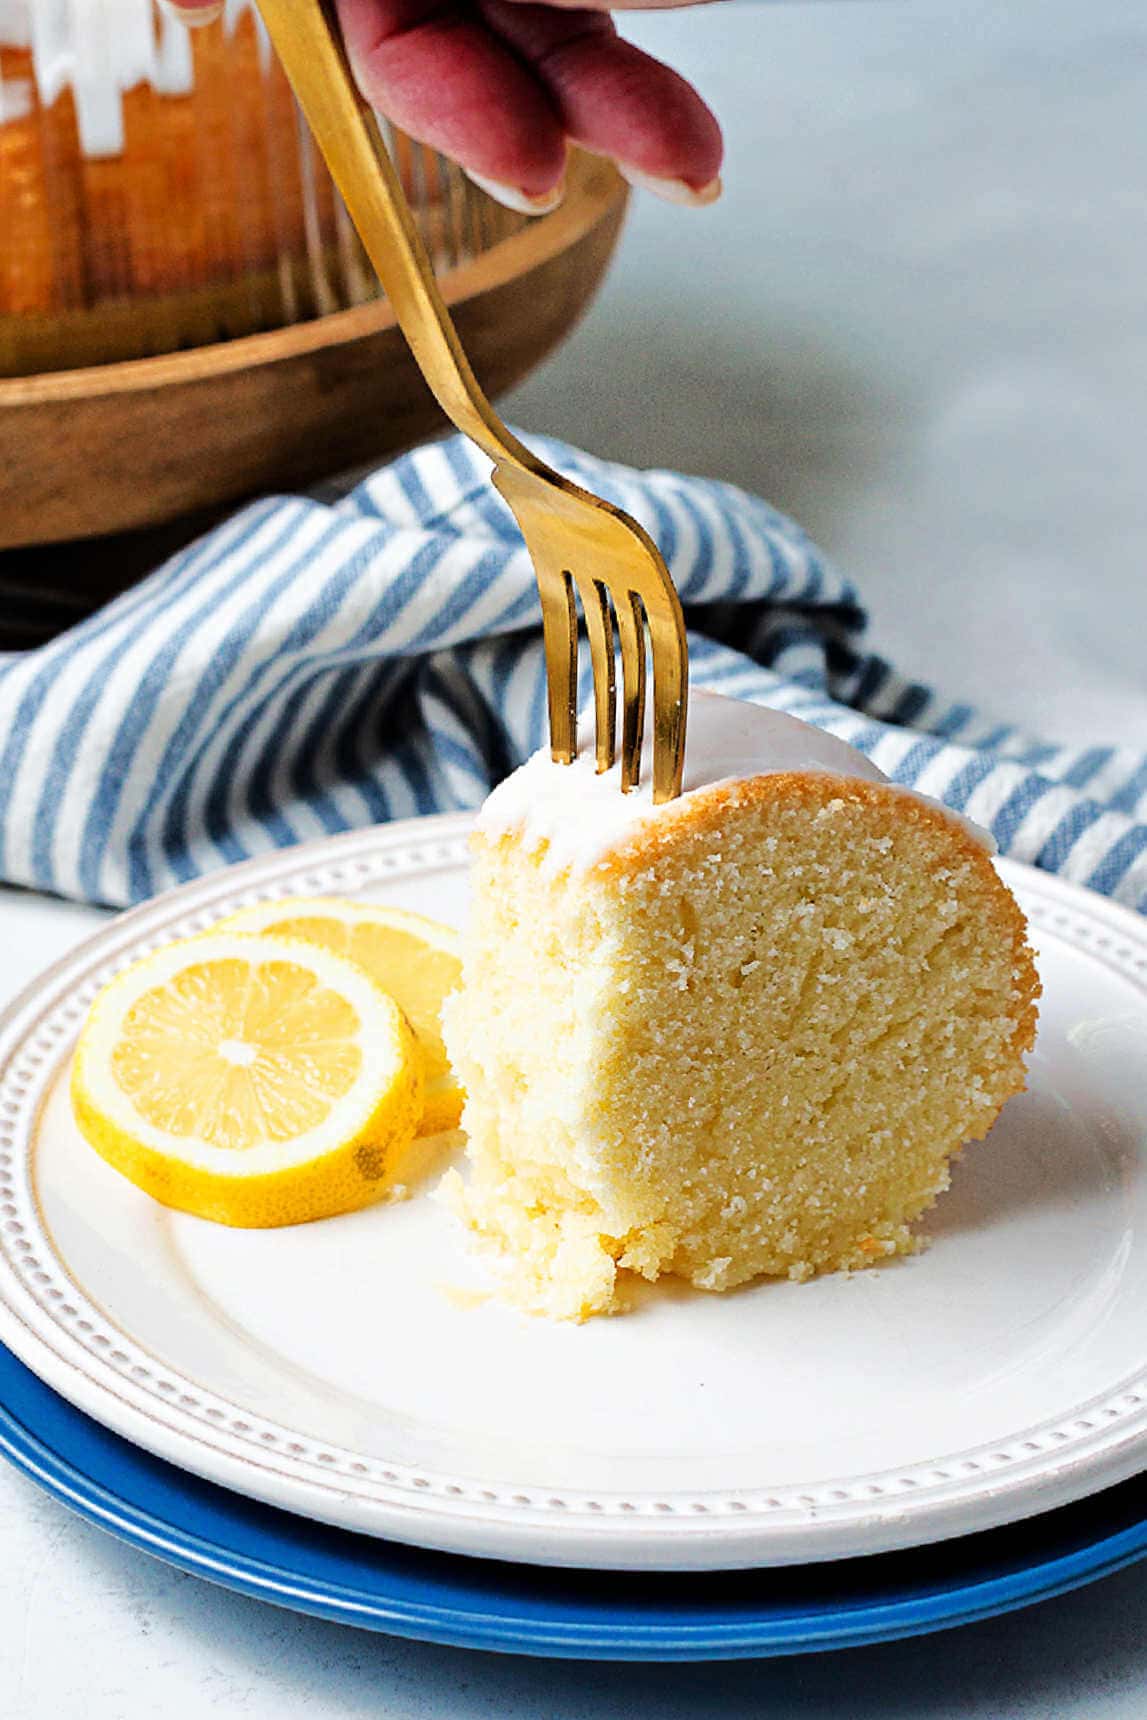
[335, 0, 568, 206]
[480, 0, 723, 200]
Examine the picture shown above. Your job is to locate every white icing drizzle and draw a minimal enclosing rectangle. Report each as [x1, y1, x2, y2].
[0, 0, 258, 158]
[479, 689, 995, 872]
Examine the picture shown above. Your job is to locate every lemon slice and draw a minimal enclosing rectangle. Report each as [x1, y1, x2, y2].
[214, 900, 463, 1135]
[72, 933, 422, 1228]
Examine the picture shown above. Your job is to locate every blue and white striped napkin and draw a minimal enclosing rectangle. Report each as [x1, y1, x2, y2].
[1, 434, 1144, 912]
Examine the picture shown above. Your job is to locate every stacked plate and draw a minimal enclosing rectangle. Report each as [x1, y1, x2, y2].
[2, 814, 1146, 1659]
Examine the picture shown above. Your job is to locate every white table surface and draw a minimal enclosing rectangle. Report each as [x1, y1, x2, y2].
[2, 0, 1146, 1713]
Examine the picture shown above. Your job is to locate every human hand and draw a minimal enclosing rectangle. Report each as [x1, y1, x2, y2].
[164, 0, 723, 212]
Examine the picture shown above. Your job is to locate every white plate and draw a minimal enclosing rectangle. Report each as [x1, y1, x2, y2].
[1, 816, 1146, 1571]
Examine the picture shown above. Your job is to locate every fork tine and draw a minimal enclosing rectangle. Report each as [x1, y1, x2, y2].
[616, 591, 647, 792]
[647, 588, 689, 803]
[537, 567, 578, 764]
[577, 577, 617, 773]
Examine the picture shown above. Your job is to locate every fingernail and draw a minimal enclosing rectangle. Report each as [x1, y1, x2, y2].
[464, 172, 566, 217]
[161, 1, 224, 25]
[618, 168, 723, 208]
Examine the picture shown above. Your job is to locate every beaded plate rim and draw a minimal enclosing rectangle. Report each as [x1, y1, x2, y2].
[1, 814, 1146, 1571]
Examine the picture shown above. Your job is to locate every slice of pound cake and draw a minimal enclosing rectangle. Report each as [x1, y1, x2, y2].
[442, 691, 1040, 1320]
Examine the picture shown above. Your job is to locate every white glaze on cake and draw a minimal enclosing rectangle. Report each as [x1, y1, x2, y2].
[479, 689, 993, 872]
[0, 0, 258, 157]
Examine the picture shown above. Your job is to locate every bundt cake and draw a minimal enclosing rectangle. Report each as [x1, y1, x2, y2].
[443, 691, 1040, 1320]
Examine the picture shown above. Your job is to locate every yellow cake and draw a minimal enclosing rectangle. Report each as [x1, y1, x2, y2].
[0, 0, 395, 371]
[0, 0, 509, 373]
[443, 690, 1040, 1321]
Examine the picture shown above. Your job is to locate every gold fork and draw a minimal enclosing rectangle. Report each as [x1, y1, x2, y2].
[255, 0, 688, 800]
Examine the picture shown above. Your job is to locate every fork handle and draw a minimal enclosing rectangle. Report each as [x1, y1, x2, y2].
[255, 0, 532, 471]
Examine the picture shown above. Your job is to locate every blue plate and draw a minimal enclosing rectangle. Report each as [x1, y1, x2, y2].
[2, 1339, 1146, 1661]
